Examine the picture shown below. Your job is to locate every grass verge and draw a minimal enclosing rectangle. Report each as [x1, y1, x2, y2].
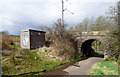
[2, 49, 70, 76]
[89, 60, 118, 76]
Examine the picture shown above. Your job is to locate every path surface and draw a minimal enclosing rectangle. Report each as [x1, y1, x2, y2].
[64, 57, 103, 75]
[45, 57, 103, 75]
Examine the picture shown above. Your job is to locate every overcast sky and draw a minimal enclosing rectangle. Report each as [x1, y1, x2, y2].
[0, 0, 118, 35]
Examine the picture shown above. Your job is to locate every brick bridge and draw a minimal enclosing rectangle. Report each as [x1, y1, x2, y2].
[74, 31, 109, 57]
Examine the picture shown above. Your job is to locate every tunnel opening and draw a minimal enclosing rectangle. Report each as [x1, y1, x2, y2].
[81, 39, 104, 57]
[81, 39, 95, 57]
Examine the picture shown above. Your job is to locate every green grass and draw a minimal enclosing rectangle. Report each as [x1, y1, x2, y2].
[92, 51, 101, 56]
[10, 35, 20, 40]
[14, 45, 21, 48]
[89, 60, 118, 75]
[10, 45, 21, 49]
[2, 49, 70, 76]
[90, 68, 104, 76]
[71, 56, 81, 61]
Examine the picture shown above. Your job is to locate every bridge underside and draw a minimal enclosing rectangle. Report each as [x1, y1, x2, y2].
[81, 39, 96, 57]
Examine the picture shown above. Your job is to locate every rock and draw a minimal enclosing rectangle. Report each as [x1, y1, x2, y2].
[15, 66, 21, 70]
[39, 48, 45, 52]
[104, 55, 109, 60]
[15, 54, 22, 58]
[2, 50, 12, 56]
[15, 51, 23, 58]
[34, 57, 37, 60]
[3, 58, 9, 62]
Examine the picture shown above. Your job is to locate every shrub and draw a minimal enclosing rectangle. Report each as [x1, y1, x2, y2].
[49, 19, 79, 60]
[2, 34, 13, 50]
[105, 27, 119, 60]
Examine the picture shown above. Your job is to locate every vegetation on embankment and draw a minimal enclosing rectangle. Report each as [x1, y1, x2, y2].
[44, 19, 80, 60]
[2, 33, 20, 51]
[2, 48, 81, 76]
[2, 33, 81, 76]
[2, 48, 72, 76]
[89, 60, 118, 76]
[1, 21, 83, 76]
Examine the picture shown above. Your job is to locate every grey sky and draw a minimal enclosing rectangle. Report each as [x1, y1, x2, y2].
[0, 0, 118, 35]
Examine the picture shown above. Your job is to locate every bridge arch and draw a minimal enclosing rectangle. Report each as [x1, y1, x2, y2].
[75, 31, 108, 57]
[80, 38, 105, 57]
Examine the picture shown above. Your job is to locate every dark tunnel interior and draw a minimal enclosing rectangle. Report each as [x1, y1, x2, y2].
[81, 39, 96, 57]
